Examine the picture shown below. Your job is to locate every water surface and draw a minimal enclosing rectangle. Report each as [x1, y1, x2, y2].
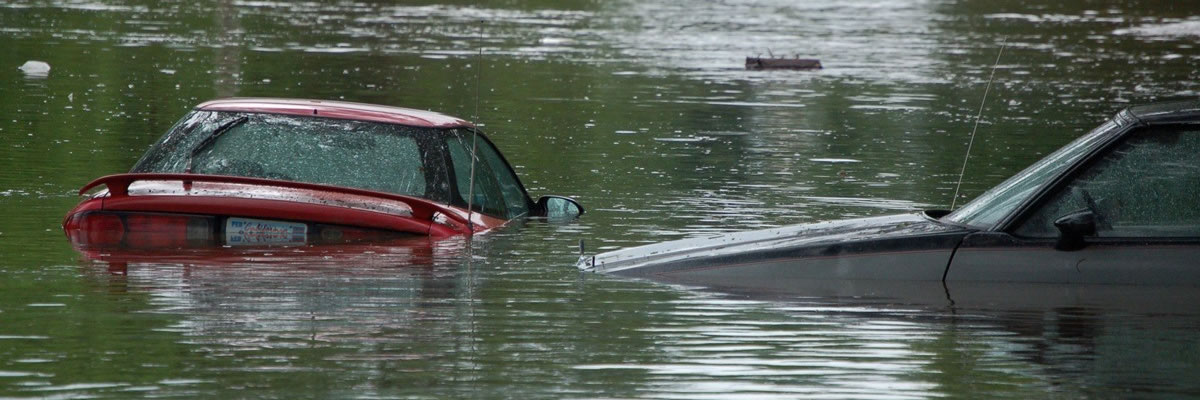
[2, 0, 1200, 398]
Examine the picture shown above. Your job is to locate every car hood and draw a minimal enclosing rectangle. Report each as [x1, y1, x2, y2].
[578, 212, 972, 275]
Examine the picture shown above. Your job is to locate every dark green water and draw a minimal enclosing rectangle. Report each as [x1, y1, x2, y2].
[2, 0, 1199, 398]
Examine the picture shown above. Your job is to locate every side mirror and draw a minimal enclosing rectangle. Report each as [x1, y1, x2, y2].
[1053, 210, 1096, 251]
[535, 196, 584, 220]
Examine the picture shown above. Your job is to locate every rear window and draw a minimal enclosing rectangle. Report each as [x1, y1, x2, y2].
[132, 111, 452, 203]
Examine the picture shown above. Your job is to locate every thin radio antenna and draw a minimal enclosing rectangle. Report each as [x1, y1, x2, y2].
[950, 37, 1007, 210]
[465, 20, 483, 233]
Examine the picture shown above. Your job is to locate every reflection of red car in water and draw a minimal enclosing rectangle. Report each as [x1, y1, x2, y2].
[83, 237, 466, 276]
[63, 98, 583, 250]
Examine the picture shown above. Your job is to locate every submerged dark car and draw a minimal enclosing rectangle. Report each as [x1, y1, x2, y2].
[580, 99, 1200, 288]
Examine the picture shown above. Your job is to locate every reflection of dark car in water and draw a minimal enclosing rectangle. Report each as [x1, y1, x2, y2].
[581, 99, 1200, 288]
[63, 98, 583, 250]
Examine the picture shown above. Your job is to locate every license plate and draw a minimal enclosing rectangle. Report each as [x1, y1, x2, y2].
[225, 217, 307, 246]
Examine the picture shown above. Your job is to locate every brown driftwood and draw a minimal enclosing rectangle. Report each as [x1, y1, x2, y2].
[745, 57, 822, 70]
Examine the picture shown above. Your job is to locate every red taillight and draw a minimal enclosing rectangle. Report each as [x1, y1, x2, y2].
[69, 212, 213, 249]
[81, 213, 125, 246]
[125, 214, 211, 248]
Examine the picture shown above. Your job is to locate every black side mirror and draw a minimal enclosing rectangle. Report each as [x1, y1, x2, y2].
[1053, 210, 1096, 251]
[535, 196, 584, 220]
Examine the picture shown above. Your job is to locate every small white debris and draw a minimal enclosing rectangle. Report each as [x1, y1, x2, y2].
[18, 60, 50, 76]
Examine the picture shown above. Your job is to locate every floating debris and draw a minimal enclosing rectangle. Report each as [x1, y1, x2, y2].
[18, 60, 50, 77]
[745, 57, 821, 70]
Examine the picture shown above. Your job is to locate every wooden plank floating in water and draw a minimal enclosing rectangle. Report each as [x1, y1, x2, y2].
[745, 57, 822, 70]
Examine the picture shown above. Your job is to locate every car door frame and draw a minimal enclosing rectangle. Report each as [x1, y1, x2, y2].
[440, 127, 538, 219]
[945, 111, 1200, 285]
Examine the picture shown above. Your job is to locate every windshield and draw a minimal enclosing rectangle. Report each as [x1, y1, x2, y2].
[132, 111, 454, 203]
[944, 119, 1123, 229]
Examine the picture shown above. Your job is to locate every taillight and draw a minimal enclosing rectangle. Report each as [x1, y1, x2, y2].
[124, 214, 213, 249]
[68, 212, 213, 249]
[81, 213, 125, 246]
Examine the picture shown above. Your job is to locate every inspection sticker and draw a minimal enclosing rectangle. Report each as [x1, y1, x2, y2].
[225, 217, 307, 246]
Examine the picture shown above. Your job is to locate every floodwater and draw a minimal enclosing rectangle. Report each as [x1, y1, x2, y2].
[2, 0, 1200, 398]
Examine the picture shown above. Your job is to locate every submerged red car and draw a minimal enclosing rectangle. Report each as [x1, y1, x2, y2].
[64, 98, 583, 250]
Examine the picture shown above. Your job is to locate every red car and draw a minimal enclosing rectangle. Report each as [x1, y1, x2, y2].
[63, 98, 583, 250]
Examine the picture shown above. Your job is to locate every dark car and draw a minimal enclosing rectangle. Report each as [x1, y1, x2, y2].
[579, 99, 1200, 288]
[64, 98, 583, 250]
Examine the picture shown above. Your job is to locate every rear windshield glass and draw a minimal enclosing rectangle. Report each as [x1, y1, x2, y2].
[131, 111, 452, 203]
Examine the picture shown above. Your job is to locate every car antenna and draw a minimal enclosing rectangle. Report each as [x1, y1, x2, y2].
[465, 19, 484, 233]
[950, 37, 1007, 210]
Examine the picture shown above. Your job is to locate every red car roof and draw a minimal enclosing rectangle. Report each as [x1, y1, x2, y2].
[195, 98, 474, 128]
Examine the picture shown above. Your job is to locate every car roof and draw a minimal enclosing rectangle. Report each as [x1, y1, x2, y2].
[195, 98, 474, 128]
[1127, 98, 1200, 125]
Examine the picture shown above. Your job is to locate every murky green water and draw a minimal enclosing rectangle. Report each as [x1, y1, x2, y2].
[3, 0, 1200, 398]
